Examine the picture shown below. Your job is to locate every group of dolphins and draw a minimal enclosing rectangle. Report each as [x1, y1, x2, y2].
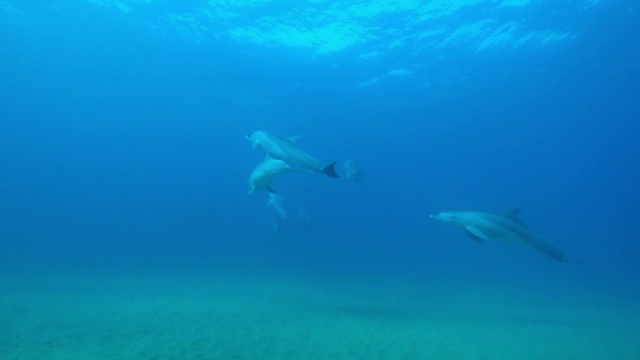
[246, 131, 580, 263]
[246, 131, 362, 227]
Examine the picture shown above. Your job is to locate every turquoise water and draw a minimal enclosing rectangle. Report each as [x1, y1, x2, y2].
[2, 1, 639, 358]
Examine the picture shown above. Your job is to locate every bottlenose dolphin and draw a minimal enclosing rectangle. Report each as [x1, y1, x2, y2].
[248, 158, 293, 194]
[246, 131, 339, 178]
[267, 192, 288, 220]
[430, 209, 580, 262]
[344, 159, 363, 182]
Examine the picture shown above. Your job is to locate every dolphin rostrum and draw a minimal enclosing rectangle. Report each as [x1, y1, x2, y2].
[246, 131, 339, 178]
[430, 209, 580, 263]
[248, 158, 293, 194]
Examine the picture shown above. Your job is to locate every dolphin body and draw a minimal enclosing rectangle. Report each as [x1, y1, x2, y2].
[267, 192, 288, 220]
[298, 205, 314, 231]
[247, 131, 339, 178]
[430, 209, 579, 263]
[248, 158, 293, 194]
[344, 159, 363, 182]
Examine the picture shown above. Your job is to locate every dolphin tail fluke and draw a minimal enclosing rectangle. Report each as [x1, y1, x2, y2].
[322, 162, 339, 178]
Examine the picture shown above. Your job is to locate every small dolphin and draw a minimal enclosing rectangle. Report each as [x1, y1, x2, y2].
[298, 205, 310, 221]
[247, 131, 339, 178]
[248, 158, 293, 194]
[430, 209, 580, 263]
[271, 215, 283, 234]
[344, 159, 363, 182]
[298, 205, 314, 231]
[267, 192, 288, 220]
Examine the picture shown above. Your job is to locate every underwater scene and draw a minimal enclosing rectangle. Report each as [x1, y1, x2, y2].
[1, 1, 639, 359]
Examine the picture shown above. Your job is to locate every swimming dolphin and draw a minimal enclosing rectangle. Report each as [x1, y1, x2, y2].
[344, 159, 363, 182]
[248, 158, 293, 194]
[267, 192, 288, 220]
[246, 131, 339, 178]
[297, 205, 314, 231]
[430, 209, 580, 262]
[271, 215, 283, 234]
[298, 205, 310, 222]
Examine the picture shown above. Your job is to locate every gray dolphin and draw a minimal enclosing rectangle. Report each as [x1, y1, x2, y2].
[267, 192, 288, 220]
[248, 158, 293, 194]
[246, 131, 339, 178]
[430, 209, 580, 263]
[344, 159, 364, 182]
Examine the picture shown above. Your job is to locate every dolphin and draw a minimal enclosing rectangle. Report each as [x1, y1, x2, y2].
[298, 205, 314, 231]
[246, 131, 339, 178]
[271, 215, 283, 234]
[430, 209, 580, 262]
[248, 158, 293, 194]
[267, 192, 288, 220]
[344, 159, 363, 182]
[298, 205, 310, 222]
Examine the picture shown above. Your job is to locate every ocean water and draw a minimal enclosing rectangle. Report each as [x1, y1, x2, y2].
[1, 1, 639, 359]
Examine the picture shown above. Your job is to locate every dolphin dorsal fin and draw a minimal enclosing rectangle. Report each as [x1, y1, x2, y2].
[506, 208, 523, 221]
[287, 135, 302, 144]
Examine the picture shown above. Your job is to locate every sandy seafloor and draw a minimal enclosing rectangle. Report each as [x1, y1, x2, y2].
[1, 268, 639, 360]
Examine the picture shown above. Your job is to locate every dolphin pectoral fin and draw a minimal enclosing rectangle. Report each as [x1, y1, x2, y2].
[465, 226, 489, 243]
[287, 135, 302, 144]
[322, 162, 339, 178]
[266, 186, 277, 194]
[465, 230, 485, 243]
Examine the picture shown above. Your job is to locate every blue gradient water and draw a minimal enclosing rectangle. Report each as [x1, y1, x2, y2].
[1, 1, 639, 358]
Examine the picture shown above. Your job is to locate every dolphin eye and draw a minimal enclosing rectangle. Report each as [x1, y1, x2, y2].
[247, 132, 253, 138]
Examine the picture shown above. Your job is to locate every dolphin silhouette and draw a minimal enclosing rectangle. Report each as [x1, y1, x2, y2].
[247, 131, 339, 178]
[248, 158, 293, 194]
[267, 192, 288, 220]
[430, 209, 580, 263]
[344, 159, 363, 182]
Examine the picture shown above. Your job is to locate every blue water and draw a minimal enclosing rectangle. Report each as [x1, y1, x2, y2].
[1, 2, 639, 357]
